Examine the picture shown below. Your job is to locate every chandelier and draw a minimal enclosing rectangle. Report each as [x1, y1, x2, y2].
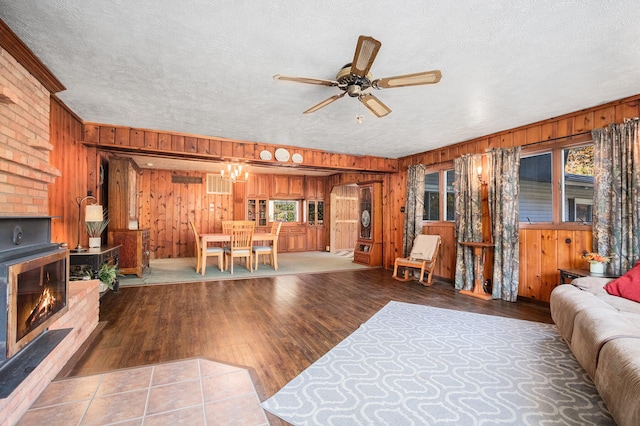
[220, 162, 248, 182]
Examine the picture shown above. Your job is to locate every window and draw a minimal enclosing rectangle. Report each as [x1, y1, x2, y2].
[444, 170, 455, 221]
[519, 153, 553, 222]
[269, 200, 300, 222]
[423, 172, 440, 220]
[423, 169, 455, 222]
[563, 145, 594, 223]
[519, 144, 594, 224]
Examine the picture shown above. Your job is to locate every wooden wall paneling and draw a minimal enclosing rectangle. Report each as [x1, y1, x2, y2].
[83, 124, 99, 143]
[594, 106, 615, 129]
[184, 136, 197, 153]
[130, 129, 144, 148]
[220, 141, 233, 157]
[615, 101, 639, 122]
[556, 117, 572, 138]
[233, 182, 246, 220]
[171, 135, 184, 151]
[525, 126, 541, 144]
[540, 122, 556, 141]
[158, 133, 172, 151]
[556, 229, 576, 271]
[99, 126, 115, 144]
[49, 98, 85, 246]
[573, 111, 593, 133]
[539, 230, 558, 302]
[196, 138, 209, 155]
[155, 170, 169, 259]
[144, 131, 158, 149]
[209, 139, 221, 156]
[115, 127, 129, 146]
[499, 133, 514, 148]
[422, 224, 455, 280]
[519, 229, 542, 299]
[139, 169, 152, 255]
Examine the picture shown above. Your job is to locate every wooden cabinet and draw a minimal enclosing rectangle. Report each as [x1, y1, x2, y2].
[246, 174, 270, 198]
[272, 175, 304, 198]
[305, 177, 325, 199]
[285, 225, 307, 252]
[353, 181, 383, 266]
[108, 158, 139, 230]
[307, 199, 325, 251]
[108, 229, 150, 277]
[247, 199, 268, 227]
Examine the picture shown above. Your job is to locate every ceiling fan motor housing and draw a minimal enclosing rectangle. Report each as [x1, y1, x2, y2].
[337, 63, 372, 96]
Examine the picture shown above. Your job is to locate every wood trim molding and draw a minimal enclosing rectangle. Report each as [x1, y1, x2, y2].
[0, 18, 65, 93]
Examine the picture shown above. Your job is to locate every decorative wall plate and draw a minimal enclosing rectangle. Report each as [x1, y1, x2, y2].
[274, 148, 290, 162]
[259, 150, 272, 160]
[291, 153, 303, 163]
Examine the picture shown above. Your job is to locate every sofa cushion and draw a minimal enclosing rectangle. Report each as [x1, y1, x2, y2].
[604, 261, 640, 303]
[572, 276, 640, 315]
[570, 308, 640, 379]
[550, 284, 614, 344]
[594, 337, 640, 426]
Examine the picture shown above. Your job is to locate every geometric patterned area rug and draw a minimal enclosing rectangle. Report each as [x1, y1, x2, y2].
[261, 301, 614, 425]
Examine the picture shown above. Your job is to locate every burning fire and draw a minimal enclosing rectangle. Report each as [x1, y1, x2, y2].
[27, 287, 57, 327]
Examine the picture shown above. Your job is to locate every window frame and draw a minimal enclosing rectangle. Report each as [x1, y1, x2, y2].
[421, 164, 455, 224]
[519, 140, 594, 229]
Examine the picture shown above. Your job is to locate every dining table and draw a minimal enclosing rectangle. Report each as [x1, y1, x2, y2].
[200, 232, 279, 271]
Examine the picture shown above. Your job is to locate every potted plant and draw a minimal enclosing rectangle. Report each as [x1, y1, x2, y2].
[86, 209, 109, 248]
[582, 251, 612, 274]
[97, 262, 118, 292]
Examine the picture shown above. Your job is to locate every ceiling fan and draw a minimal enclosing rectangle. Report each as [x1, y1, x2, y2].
[274, 35, 442, 118]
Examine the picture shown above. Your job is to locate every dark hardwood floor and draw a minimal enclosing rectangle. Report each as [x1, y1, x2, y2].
[64, 268, 552, 402]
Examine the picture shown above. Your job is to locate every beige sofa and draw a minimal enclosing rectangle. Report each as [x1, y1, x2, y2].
[550, 277, 640, 426]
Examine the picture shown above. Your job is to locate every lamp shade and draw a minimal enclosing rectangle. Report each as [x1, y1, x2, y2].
[85, 204, 104, 222]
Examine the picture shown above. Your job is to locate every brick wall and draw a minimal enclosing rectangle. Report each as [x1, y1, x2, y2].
[0, 48, 60, 215]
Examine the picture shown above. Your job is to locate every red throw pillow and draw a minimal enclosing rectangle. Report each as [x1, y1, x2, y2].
[604, 261, 640, 303]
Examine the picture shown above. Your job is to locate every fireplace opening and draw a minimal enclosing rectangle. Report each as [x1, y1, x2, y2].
[5, 249, 68, 359]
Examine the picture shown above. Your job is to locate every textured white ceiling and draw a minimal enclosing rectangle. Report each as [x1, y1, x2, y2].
[2, 1, 640, 159]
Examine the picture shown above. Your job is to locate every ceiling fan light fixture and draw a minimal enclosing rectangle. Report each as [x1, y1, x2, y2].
[347, 84, 361, 97]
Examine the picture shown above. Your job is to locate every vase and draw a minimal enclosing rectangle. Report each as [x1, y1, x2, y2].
[89, 237, 101, 248]
[589, 261, 605, 274]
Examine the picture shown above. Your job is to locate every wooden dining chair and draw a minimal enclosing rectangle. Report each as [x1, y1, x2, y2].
[224, 221, 255, 274]
[189, 220, 224, 275]
[253, 221, 282, 271]
[221, 220, 234, 234]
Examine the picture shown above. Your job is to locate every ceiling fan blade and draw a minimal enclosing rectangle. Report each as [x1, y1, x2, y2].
[273, 74, 339, 87]
[373, 70, 442, 89]
[350, 36, 381, 78]
[303, 92, 346, 114]
[359, 94, 391, 118]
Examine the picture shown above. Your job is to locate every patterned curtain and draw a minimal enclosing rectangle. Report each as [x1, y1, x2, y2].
[403, 164, 426, 257]
[591, 118, 640, 274]
[488, 147, 521, 302]
[454, 154, 482, 291]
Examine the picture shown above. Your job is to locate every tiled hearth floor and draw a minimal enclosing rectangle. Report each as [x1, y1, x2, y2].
[17, 358, 269, 425]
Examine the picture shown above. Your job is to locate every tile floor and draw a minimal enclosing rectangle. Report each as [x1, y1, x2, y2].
[17, 358, 269, 425]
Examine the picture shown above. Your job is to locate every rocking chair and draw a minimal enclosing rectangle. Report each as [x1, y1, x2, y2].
[392, 234, 441, 286]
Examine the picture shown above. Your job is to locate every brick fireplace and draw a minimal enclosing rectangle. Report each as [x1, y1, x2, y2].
[0, 21, 99, 424]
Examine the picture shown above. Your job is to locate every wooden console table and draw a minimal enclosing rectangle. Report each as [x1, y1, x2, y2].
[69, 245, 121, 282]
[558, 267, 619, 285]
[459, 241, 494, 300]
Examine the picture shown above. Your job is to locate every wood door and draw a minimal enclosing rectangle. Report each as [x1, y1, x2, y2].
[330, 184, 358, 252]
